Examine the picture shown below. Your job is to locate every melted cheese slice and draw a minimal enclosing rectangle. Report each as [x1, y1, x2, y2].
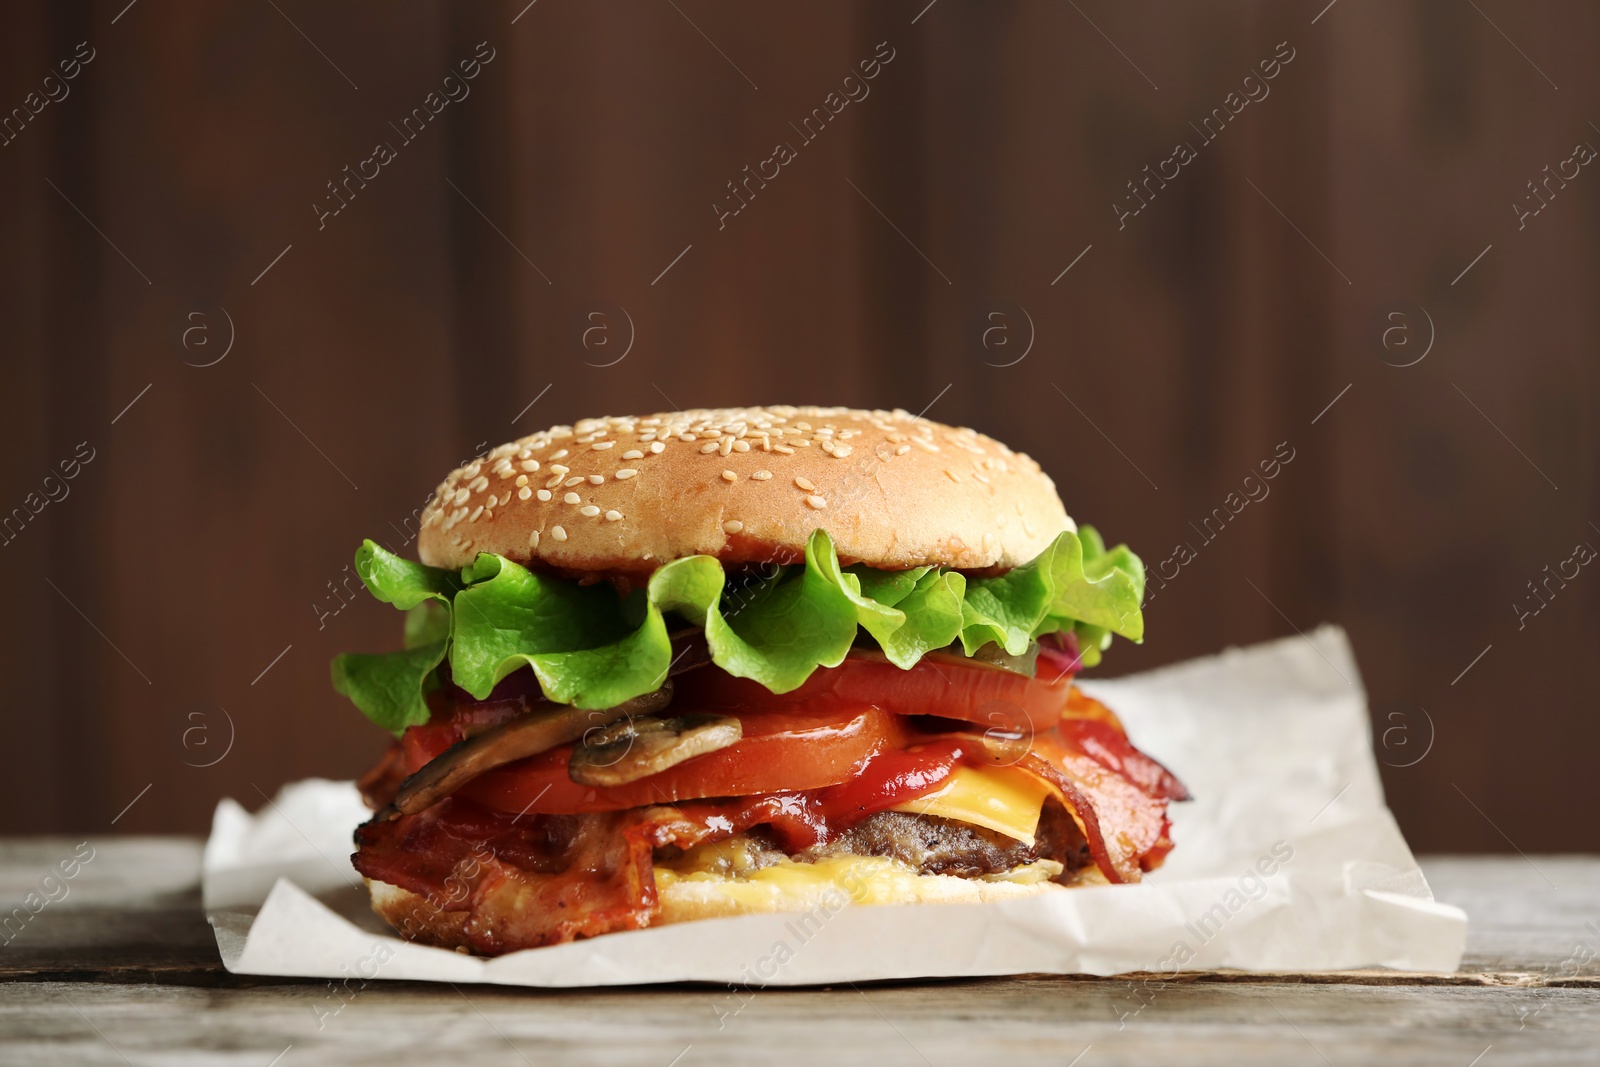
[889, 765, 1051, 845]
[652, 853, 1065, 923]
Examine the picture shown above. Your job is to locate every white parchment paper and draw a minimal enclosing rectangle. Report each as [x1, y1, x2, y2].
[202, 625, 1467, 985]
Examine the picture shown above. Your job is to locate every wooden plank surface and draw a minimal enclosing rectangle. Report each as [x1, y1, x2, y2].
[2, 840, 1597, 1064]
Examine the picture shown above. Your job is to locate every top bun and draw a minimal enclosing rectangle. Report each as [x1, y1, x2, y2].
[417, 406, 1073, 576]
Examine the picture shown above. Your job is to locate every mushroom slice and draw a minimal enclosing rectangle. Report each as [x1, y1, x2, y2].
[569, 713, 742, 788]
[380, 684, 673, 820]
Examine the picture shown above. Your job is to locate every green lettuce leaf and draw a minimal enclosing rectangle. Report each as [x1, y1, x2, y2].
[960, 526, 1144, 656]
[403, 602, 450, 649]
[354, 539, 462, 608]
[450, 553, 673, 708]
[650, 531, 858, 692]
[330, 640, 446, 734]
[330, 526, 1145, 733]
[827, 561, 966, 668]
[330, 540, 462, 733]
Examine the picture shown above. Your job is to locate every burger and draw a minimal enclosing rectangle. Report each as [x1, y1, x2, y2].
[336, 406, 1187, 955]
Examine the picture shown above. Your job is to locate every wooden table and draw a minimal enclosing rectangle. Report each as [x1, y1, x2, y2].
[2, 839, 1596, 1065]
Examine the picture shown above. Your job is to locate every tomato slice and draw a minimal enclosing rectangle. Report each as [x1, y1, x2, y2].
[809, 738, 968, 823]
[675, 651, 1080, 737]
[395, 653, 1141, 819]
[402, 702, 909, 815]
[670, 737, 970, 852]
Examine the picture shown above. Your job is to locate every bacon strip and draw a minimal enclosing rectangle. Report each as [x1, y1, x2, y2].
[353, 800, 707, 953]
[1057, 688, 1188, 800]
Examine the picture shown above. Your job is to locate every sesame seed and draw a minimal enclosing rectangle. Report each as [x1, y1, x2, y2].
[944, 469, 960, 482]
[520, 459, 540, 472]
[485, 494, 498, 508]
[679, 434, 697, 443]
[551, 449, 569, 460]
[723, 519, 744, 534]
[580, 505, 601, 517]
[564, 492, 581, 504]
[564, 477, 584, 487]
[833, 444, 853, 458]
[549, 464, 570, 476]
[794, 477, 815, 492]
[719, 438, 734, 456]
[545, 475, 564, 489]
[733, 440, 750, 452]
[622, 450, 644, 460]
[806, 495, 827, 509]
[751, 470, 772, 480]
[650, 441, 665, 454]
[699, 442, 719, 454]
[551, 525, 567, 542]
[452, 488, 470, 505]
[615, 469, 638, 480]
[896, 444, 911, 456]
[604, 510, 622, 521]
[528, 530, 540, 548]
[515, 474, 529, 487]
[469, 476, 489, 492]
[482, 510, 493, 520]
[774, 444, 794, 454]
[721, 470, 737, 482]
[518, 486, 533, 500]
[469, 505, 484, 522]
[537, 489, 552, 501]
[588, 475, 604, 485]
[592, 442, 615, 450]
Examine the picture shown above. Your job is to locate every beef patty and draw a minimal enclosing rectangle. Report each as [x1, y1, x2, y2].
[660, 800, 1090, 883]
[801, 800, 1088, 879]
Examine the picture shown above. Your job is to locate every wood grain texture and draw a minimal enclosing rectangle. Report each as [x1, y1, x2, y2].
[1, 841, 1598, 1064]
[7, 979, 1598, 1067]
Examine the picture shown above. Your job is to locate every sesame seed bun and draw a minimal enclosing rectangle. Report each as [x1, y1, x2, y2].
[417, 406, 1072, 575]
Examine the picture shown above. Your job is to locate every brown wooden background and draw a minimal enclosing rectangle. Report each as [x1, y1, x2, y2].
[1, 1, 1595, 851]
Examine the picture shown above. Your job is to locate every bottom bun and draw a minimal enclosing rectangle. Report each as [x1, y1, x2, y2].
[368, 878, 476, 953]
[367, 852, 1110, 951]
